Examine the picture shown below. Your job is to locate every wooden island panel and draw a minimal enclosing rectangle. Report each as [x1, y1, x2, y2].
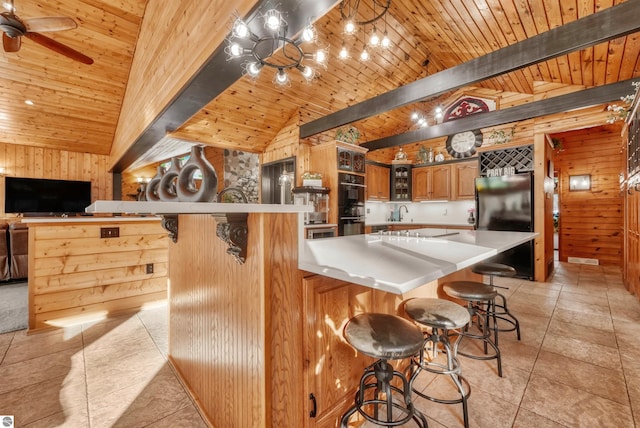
[168, 213, 304, 427]
[27, 219, 168, 331]
[167, 213, 483, 427]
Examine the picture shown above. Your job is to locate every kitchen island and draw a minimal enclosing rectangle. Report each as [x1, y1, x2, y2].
[86, 202, 537, 428]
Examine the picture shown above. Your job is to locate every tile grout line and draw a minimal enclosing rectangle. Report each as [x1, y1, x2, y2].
[608, 286, 638, 428]
[81, 324, 92, 428]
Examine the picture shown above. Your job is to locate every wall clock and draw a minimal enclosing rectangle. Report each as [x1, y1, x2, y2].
[445, 129, 483, 159]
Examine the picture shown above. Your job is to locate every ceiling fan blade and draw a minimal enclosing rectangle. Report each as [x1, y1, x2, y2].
[23, 17, 77, 33]
[3, 33, 20, 52]
[24, 32, 93, 64]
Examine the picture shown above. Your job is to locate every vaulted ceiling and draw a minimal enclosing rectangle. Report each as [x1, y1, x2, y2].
[1, 0, 638, 171]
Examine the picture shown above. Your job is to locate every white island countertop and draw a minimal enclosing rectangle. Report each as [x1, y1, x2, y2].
[299, 228, 537, 295]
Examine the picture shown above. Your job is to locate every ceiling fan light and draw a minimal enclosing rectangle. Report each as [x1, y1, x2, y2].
[411, 111, 419, 121]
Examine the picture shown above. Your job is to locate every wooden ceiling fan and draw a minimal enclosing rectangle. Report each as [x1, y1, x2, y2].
[0, 0, 93, 64]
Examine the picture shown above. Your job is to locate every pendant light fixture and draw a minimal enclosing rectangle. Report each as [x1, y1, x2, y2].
[338, 0, 392, 61]
[226, 6, 327, 86]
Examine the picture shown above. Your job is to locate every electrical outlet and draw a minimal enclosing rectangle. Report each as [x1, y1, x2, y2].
[146, 263, 154, 274]
[100, 227, 119, 238]
[442, 209, 447, 216]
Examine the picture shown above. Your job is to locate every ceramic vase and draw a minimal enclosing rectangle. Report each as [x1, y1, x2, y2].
[177, 146, 218, 202]
[467, 212, 475, 225]
[145, 165, 164, 202]
[158, 157, 182, 201]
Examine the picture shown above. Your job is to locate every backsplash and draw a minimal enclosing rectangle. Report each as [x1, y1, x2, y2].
[365, 200, 475, 226]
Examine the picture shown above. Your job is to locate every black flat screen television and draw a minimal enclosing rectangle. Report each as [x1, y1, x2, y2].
[4, 177, 92, 215]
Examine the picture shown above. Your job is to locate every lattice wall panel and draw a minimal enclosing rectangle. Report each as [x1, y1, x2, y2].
[479, 145, 534, 176]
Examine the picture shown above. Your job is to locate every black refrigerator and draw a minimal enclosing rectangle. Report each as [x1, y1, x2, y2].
[475, 172, 535, 280]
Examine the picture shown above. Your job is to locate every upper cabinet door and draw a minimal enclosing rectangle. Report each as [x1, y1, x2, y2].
[337, 148, 352, 171]
[452, 161, 479, 200]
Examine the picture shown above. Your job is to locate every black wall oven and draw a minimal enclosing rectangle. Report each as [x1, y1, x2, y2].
[338, 173, 365, 236]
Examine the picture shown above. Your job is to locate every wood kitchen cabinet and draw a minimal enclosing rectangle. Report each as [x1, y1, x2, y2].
[391, 163, 412, 201]
[412, 164, 451, 201]
[309, 141, 368, 225]
[303, 275, 373, 427]
[452, 160, 479, 200]
[303, 274, 398, 427]
[412, 160, 478, 202]
[366, 163, 390, 201]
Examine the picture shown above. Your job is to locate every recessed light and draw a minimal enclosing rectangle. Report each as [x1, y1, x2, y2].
[24, 100, 34, 105]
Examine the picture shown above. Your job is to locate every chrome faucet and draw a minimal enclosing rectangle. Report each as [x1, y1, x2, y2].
[399, 204, 409, 221]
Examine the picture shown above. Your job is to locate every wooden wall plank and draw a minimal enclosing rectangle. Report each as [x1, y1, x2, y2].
[554, 126, 624, 266]
[28, 219, 168, 331]
[0, 142, 113, 217]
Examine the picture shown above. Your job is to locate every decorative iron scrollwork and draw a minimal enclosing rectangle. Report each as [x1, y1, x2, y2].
[213, 213, 248, 264]
[161, 215, 179, 243]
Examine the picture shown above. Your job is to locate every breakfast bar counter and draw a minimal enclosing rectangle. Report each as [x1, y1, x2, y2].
[299, 229, 537, 294]
[85, 202, 537, 428]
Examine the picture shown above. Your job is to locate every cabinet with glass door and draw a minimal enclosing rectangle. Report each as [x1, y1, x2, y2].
[391, 163, 412, 201]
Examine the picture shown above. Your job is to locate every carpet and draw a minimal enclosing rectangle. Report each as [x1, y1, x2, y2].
[0, 281, 28, 334]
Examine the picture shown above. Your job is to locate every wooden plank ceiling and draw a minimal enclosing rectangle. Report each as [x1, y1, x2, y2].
[0, 0, 147, 155]
[0, 0, 638, 166]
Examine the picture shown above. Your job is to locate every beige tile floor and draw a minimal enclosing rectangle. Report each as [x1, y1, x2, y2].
[357, 262, 640, 428]
[1, 261, 640, 427]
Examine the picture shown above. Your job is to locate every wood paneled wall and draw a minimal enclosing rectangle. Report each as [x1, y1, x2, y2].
[553, 126, 624, 266]
[28, 219, 168, 331]
[0, 143, 113, 216]
[261, 111, 313, 187]
[168, 213, 303, 427]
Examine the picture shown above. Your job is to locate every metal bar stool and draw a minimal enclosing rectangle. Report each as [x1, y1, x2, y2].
[472, 262, 521, 346]
[340, 313, 429, 428]
[404, 298, 472, 428]
[443, 281, 502, 377]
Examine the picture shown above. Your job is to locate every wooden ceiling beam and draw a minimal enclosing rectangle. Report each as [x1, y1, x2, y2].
[300, 0, 640, 139]
[361, 78, 635, 151]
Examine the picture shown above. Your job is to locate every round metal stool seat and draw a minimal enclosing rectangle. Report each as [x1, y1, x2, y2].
[472, 262, 522, 344]
[405, 298, 470, 330]
[443, 281, 503, 377]
[443, 281, 498, 302]
[344, 313, 425, 360]
[340, 313, 428, 428]
[472, 262, 517, 278]
[405, 298, 472, 428]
